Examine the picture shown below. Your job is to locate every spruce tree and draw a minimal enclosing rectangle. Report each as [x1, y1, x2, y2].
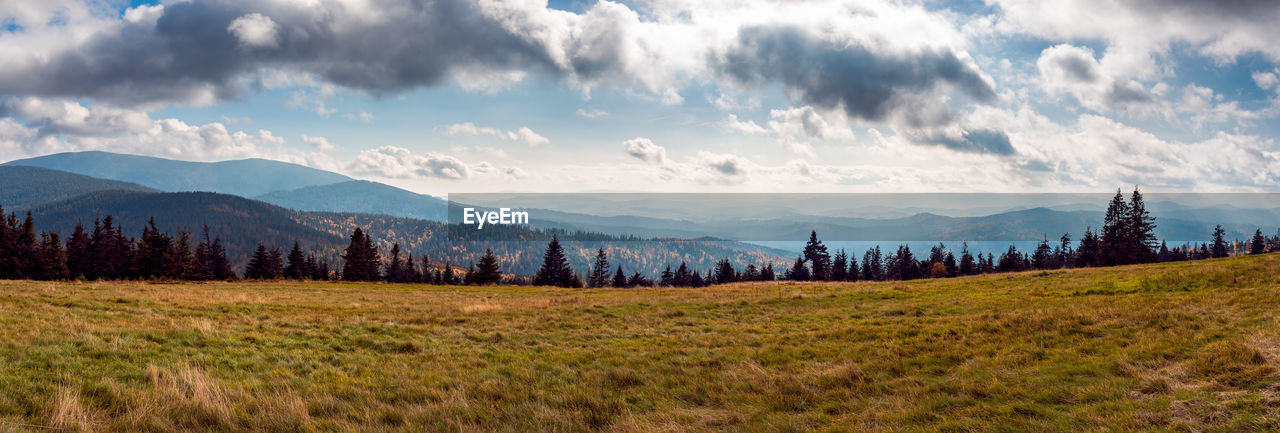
[1127, 187, 1158, 263]
[385, 243, 405, 282]
[194, 225, 234, 280]
[588, 247, 610, 288]
[65, 223, 90, 279]
[245, 244, 270, 279]
[802, 231, 831, 280]
[473, 249, 502, 285]
[1100, 190, 1131, 266]
[713, 258, 735, 284]
[281, 241, 304, 279]
[136, 218, 172, 279]
[1076, 227, 1101, 267]
[612, 265, 627, 287]
[660, 265, 674, 287]
[1211, 225, 1229, 258]
[831, 250, 848, 281]
[342, 228, 380, 281]
[38, 232, 68, 280]
[167, 229, 194, 279]
[958, 242, 976, 276]
[1032, 237, 1053, 269]
[533, 236, 572, 287]
[787, 256, 809, 281]
[1251, 229, 1267, 255]
[760, 263, 776, 281]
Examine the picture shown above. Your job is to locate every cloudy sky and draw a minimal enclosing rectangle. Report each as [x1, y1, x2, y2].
[1, 0, 1278, 194]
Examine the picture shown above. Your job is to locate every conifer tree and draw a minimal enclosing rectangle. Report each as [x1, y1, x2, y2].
[341, 228, 380, 281]
[803, 231, 831, 280]
[1251, 229, 1267, 255]
[167, 229, 194, 279]
[958, 242, 976, 276]
[831, 250, 848, 281]
[760, 263, 776, 281]
[385, 243, 405, 282]
[37, 232, 68, 280]
[588, 247, 610, 288]
[787, 256, 810, 281]
[1127, 187, 1158, 263]
[534, 236, 572, 287]
[612, 265, 627, 287]
[473, 248, 502, 285]
[1076, 227, 1101, 267]
[997, 245, 1023, 272]
[1211, 225, 1229, 258]
[136, 218, 172, 279]
[194, 225, 233, 280]
[284, 241, 307, 279]
[244, 244, 274, 279]
[660, 265, 674, 287]
[1100, 189, 1131, 266]
[65, 223, 90, 279]
[674, 262, 692, 286]
[1032, 237, 1053, 269]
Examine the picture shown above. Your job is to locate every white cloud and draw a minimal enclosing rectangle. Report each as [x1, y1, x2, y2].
[994, 0, 1280, 77]
[1036, 44, 1157, 117]
[227, 13, 279, 48]
[4, 97, 152, 136]
[299, 134, 336, 151]
[575, 108, 609, 118]
[443, 122, 549, 146]
[725, 106, 854, 158]
[1255, 70, 1279, 90]
[348, 146, 470, 180]
[622, 137, 666, 164]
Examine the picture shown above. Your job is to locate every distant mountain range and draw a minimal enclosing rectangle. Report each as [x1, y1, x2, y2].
[0, 162, 788, 273]
[1, 151, 1276, 275]
[4, 151, 352, 197]
[4, 151, 447, 221]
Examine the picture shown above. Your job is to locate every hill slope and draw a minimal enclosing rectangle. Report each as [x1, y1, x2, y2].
[1, 254, 1278, 431]
[0, 166, 158, 210]
[255, 180, 448, 221]
[25, 190, 789, 275]
[4, 151, 352, 197]
[27, 190, 345, 268]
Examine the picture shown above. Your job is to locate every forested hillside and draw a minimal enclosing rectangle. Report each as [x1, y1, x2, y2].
[0, 166, 158, 210]
[255, 180, 448, 221]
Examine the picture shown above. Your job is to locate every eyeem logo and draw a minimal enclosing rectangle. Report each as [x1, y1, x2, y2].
[462, 207, 529, 229]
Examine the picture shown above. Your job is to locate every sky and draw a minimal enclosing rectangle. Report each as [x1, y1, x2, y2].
[1, 0, 1279, 195]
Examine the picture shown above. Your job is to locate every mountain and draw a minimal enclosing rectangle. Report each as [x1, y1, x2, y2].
[527, 206, 1266, 242]
[27, 190, 345, 269]
[0, 166, 158, 210]
[4, 151, 352, 197]
[255, 180, 448, 221]
[24, 189, 789, 275]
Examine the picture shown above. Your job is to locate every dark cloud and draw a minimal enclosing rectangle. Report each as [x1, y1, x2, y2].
[717, 26, 996, 128]
[927, 129, 1015, 155]
[2, 0, 558, 106]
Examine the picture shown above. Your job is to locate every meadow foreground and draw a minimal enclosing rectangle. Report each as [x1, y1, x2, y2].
[2, 255, 1280, 432]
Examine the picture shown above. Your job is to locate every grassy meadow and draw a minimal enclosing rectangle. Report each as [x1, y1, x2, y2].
[2, 254, 1280, 432]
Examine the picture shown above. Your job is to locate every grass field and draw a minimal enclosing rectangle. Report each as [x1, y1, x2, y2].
[2, 254, 1280, 432]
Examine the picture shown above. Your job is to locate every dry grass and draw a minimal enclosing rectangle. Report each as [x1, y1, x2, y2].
[1, 254, 1279, 431]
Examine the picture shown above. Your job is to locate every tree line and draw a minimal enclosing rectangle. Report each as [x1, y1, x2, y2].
[1, 187, 1276, 285]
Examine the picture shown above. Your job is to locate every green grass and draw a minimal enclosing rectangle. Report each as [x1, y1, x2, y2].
[3, 254, 1280, 432]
